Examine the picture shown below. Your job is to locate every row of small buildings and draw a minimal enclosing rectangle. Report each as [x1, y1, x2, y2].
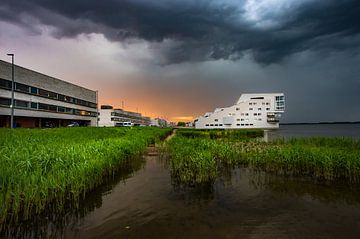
[0, 60, 161, 128]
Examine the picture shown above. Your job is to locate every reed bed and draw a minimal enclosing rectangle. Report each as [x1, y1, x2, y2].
[167, 129, 360, 184]
[0, 127, 171, 223]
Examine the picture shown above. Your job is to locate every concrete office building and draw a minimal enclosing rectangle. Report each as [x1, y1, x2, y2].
[194, 93, 285, 129]
[0, 60, 98, 128]
[98, 105, 151, 127]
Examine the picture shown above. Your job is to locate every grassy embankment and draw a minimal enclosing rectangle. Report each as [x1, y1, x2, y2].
[0, 127, 171, 223]
[167, 129, 360, 184]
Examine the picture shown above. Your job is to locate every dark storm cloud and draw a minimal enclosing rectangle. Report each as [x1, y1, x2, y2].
[0, 0, 359, 64]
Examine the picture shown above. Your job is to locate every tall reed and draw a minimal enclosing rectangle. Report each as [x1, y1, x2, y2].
[0, 127, 171, 223]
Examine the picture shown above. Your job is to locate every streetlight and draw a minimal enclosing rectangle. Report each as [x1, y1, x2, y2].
[7, 54, 14, 129]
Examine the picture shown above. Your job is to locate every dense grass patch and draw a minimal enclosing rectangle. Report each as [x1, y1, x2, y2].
[167, 129, 360, 184]
[0, 127, 171, 223]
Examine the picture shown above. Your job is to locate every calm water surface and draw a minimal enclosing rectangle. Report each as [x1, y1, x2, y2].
[4, 145, 360, 239]
[268, 123, 360, 140]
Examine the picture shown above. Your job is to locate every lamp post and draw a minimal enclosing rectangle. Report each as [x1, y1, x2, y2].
[7, 54, 14, 129]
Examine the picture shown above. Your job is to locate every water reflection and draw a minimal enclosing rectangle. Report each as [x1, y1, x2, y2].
[2, 151, 360, 239]
[0, 157, 146, 239]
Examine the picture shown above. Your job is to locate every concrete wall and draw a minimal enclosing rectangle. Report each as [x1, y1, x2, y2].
[0, 60, 96, 102]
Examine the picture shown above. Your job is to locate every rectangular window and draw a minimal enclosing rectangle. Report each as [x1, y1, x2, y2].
[214, 119, 218, 122]
[241, 124, 244, 126]
[58, 94, 65, 101]
[30, 87, 38, 94]
[262, 102, 265, 105]
[258, 108, 262, 110]
[48, 105, 57, 112]
[0, 97, 11, 106]
[65, 108, 73, 114]
[245, 113, 249, 116]
[236, 108, 240, 110]
[0, 79, 11, 89]
[30, 102, 38, 109]
[205, 124, 209, 126]
[236, 124, 240, 126]
[249, 108, 253, 110]
[215, 124, 218, 126]
[266, 108, 270, 110]
[254, 113, 257, 116]
[249, 103, 252, 105]
[58, 106, 65, 112]
[15, 100, 28, 108]
[241, 119, 244, 121]
[266, 102, 270, 105]
[236, 119, 240, 121]
[219, 124, 223, 126]
[258, 113, 262, 116]
[210, 124, 214, 126]
[38, 103, 49, 111]
[15, 83, 30, 93]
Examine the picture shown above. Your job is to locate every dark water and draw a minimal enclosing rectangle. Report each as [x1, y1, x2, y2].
[267, 123, 360, 140]
[3, 148, 360, 239]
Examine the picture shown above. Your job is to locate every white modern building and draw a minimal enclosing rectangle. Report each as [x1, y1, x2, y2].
[98, 105, 151, 127]
[0, 60, 98, 128]
[194, 93, 285, 129]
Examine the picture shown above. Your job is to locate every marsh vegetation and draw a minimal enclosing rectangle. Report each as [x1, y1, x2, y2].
[0, 127, 171, 224]
[167, 129, 360, 184]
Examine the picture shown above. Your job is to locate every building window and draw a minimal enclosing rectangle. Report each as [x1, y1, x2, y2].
[266, 108, 270, 111]
[253, 102, 257, 105]
[236, 108, 240, 111]
[30, 87, 38, 94]
[266, 102, 270, 105]
[237, 119, 240, 121]
[241, 119, 244, 121]
[262, 102, 265, 105]
[0, 79, 11, 89]
[249, 103, 252, 105]
[241, 124, 244, 126]
[205, 124, 209, 126]
[210, 124, 214, 126]
[214, 119, 218, 122]
[0, 97, 11, 106]
[250, 124, 254, 126]
[14, 100, 28, 108]
[15, 83, 30, 93]
[241, 113, 244, 116]
[249, 108, 253, 110]
[30, 102, 38, 109]
[254, 113, 257, 116]
[58, 106, 65, 112]
[258, 108, 262, 110]
[219, 124, 223, 126]
[258, 118, 262, 121]
[215, 124, 218, 126]
[245, 113, 249, 116]
[258, 113, 262, 116]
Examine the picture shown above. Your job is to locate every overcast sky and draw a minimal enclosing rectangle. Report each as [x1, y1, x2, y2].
[0, 0, 359, 122]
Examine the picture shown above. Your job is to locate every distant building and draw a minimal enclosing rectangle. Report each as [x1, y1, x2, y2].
[194, 93, 285, 129]
[0, 60, 98, 128]
[98, 105, 151, 127]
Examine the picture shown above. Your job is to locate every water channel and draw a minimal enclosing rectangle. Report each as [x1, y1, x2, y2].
[3, 144, 360, 239]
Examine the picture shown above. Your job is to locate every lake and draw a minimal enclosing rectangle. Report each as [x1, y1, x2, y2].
[267, 123, 360, 140]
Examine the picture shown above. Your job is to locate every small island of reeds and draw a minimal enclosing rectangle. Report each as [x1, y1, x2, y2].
[167, 129, 360, 184]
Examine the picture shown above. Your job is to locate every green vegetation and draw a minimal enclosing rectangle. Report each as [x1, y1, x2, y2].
[167, 129, 360, 184]
[0, 127, 171, 223]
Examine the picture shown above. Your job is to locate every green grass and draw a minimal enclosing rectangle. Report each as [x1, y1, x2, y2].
[167, 129, 360, 184]
[0, 127, 171, 223]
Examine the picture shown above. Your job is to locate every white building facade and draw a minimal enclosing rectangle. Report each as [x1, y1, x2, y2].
[194, 93, 285, 129]
[0, 60, 98, 128]
[98, 105, 151, 127]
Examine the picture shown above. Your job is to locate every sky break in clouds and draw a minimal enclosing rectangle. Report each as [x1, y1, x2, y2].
[0, 0, 359, 122]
